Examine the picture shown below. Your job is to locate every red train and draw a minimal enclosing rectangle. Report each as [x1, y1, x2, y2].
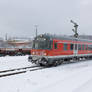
[28, 34, 92, 66]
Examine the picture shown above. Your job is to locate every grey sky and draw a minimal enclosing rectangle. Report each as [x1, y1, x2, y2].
[0, 0, 91, 38]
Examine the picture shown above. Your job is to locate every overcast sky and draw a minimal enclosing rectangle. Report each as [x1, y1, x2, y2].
[0, 0, 91, 38]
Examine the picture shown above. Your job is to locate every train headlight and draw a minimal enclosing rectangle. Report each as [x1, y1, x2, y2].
[32, 52, 35, 55]
[43, 52, 47, 56]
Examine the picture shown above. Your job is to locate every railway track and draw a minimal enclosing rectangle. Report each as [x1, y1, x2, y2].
[0, 66, 45, 78]
[0, 58, 90, 78]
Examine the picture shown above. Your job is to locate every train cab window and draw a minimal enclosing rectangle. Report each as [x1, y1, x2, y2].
[70, 44, 73, 50]
[63, 43, 67, 51]
[54, 43, 57, 49]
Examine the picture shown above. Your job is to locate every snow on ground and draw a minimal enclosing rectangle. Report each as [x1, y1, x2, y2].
[0, 56, 92, 92]
[0, 55, 31, 70]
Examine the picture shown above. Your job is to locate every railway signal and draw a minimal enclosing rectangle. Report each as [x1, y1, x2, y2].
[70, 20, 79, 38]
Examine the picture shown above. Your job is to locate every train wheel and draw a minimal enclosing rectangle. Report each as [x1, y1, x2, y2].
[58, 60, 63, 65]
[28, 56, 32, 62]
[41, 58, 49, 66]
[53, 61, 59, 66]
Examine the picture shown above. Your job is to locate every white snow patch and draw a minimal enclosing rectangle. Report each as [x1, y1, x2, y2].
[0, 56, 92, 92]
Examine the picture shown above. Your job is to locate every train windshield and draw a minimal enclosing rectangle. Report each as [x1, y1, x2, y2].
[33, 39, 52, 49]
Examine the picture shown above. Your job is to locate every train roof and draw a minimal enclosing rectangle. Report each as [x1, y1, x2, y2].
[35, 34, 92, 43]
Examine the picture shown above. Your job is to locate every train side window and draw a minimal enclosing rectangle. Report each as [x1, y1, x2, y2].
[85, 45, 87, 50]
[63, 43, 67, 51]
[78, 44, 81, 50]
[91, 45, 92, 50]
[82, 45, 84, 50]
[88, 45, 90, 50]
[54, 43, 57, 49]
[70, 44, 73, 50]
[88, 45, 91, 50]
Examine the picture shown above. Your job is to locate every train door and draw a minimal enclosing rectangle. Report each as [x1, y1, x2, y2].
[74, 43, 78, 56]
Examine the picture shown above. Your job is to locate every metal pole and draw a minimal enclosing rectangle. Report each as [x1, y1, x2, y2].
[35, 25, 38, 37]
[70, 20, 79, 60]
[5, 33, 8, 41]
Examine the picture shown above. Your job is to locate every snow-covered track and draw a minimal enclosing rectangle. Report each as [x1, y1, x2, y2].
[0, 66, 45, 78]
[0, 65, 39, 73]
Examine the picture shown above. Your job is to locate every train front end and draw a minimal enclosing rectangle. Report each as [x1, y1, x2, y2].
[28, 34, 52, 66]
